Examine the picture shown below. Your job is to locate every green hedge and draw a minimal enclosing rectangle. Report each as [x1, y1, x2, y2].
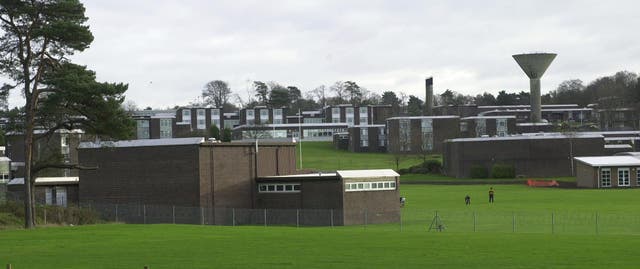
[491, 163, 515, 178]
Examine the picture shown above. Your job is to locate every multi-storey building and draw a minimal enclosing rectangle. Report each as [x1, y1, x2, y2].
[386, 116, 460, 154]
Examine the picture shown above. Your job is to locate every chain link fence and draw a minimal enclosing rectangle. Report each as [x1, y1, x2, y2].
[75, 202, 640, 235]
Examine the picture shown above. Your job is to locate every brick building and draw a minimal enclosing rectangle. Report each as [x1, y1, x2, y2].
[386, 116, 460, 154]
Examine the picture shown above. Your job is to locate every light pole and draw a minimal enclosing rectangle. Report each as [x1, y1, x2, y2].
[298, 109, 303, 169]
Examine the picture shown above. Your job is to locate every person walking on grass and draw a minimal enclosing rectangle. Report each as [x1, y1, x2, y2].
[465, 194, 471, 205]
[489, 187, 495, 203]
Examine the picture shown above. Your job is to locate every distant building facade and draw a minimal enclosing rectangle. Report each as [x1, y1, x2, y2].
[386, 116, 460, 154]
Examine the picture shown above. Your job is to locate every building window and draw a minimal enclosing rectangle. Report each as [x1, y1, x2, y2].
[496, 118, 507, 137]
[182, 109, 191, 124]
[618, 168, 630, 187]
[304, 118, 323, 124]
[421, 118, 433, 151]
[224, 120, 239, 129]
[637, 168, 640, 186]
[260, 109, 269, 124]
[246, 110, 255, 125]
[136, 120, 150, 139]
[211, 109, 221, 127]
[460, 121, 468, 132]
[378, 127, 385, 147]
[360, 128, 369, 147]
[197, 109, 206, 129]
[273, 109, 283, 124]
[359, 107, 368, 125]
[346, 107, 354, 126]
[331, 108, 341, 123]
[160, 118, 172, 138]
[475, 119, 486, 137]
[345, 180, 396, 192]
[60, 134, 70, 158]
[258, 183, 301, 193]
[399, 119, 411, 152]
[600, 168, 611, 187]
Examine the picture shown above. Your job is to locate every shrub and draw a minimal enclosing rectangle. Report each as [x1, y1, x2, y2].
[491, 163, 515, 178]
[470, 165, 488, 178]
[421, 159, 442, 174]
[397, 168, 410, 175]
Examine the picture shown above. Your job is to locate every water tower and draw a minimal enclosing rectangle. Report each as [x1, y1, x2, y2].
[512, 53, 557, 123]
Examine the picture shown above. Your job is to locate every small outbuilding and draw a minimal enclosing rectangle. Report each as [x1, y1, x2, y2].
[574, 156, 640, 188]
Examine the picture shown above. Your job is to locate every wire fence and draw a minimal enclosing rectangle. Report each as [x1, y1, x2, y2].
[74, 202, 640, 235]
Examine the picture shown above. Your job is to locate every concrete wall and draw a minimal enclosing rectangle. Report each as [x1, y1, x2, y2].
[387, 117, 460, 154]
[444, 136, 605, 178]
[79, 144, 202, 207]
[347, 126, 385, 153]
[342, 176, 400, 225]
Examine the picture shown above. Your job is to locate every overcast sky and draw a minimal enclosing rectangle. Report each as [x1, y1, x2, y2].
[7, 0, 640, 108]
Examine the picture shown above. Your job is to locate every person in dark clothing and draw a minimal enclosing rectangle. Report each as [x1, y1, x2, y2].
[465, 195, 471, 205]
[489, 187, 495, 203]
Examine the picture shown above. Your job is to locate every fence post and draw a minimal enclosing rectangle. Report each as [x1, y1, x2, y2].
[172, 206, 175, 224]
[7, 264, 12, 269]
[296, 209, 299, 228]
[595, 212, 599, 235]
[330, 209, 334, 228]
[201, 207, 204, 225]
[144, 266, 149, 269]
[473, 212, 477, 232]
[512, 212, 516, 233]
[364, 209, 368, 229]
[44, 206, 47, 225]
[115, 204, 118, 223]
[264, 209, 267, 227]
[232, 208, 235, 227]
[143, 205, 146, 224]
[551, 212, 555, 234]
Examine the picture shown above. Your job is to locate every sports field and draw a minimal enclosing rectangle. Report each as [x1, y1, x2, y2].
[3, 184, 640, 268]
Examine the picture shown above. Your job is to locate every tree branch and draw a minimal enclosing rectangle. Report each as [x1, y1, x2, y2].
[32, 163, 98, 175]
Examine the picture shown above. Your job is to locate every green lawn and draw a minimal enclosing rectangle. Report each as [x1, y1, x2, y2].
[297, 141, 425, 171]
[1, 224, 638, 269]
[4, 184, 640, 268]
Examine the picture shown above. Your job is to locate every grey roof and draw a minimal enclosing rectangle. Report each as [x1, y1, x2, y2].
[604, 144, 633, 149]
[337, 169, 400, 178]
[574, 156, 640, 167]
[8, 177, 79, 186]
[350, 124, 386, 128]
[462, 116, 516, 120]
[79, 137, 204, 149]
[386, 116, 459, 120]
[448, 133, 603, 142]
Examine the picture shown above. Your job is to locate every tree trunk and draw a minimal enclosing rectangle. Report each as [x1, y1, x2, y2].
[24, 104, 35, 228]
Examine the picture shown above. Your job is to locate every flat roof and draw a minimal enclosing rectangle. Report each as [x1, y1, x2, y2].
[233, 123, 348, 130]
[462, 116, 516, 120]
[517, 122, 552, 126]
[448, 133, 603, 142]
[8, 177, 79, 186]
[605, 144, 633, 149]
[259, 173, 338, 180]
[79, 137, 204, 149]
[386, 116, 459, 120]
[574, 156, 640, 167]
[350, 124, 385, 128]
[337, 169, 399, 178]
[604, 137, 640, 141]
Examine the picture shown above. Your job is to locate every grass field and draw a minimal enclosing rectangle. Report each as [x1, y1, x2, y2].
[3, 184, 640, 268]
[2, 224, 639, 269]
[297, 141, 426, 171]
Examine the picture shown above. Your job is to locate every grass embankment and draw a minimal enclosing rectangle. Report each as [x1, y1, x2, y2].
[297, 141, 426, 171]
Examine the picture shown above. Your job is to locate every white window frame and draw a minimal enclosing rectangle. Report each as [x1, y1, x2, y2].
[196, 109, 206, 129]
[273, 109, 283, 124]
[182, 109, 191, 124]
[360, 128, 369, 147]
[618, 168, 630, 187]
[258, 183, 301, 193]
[346, 107, 354, 126]
[600, 168, 611, 187]
[359, 107, 368, 125]
[211, 109, 221, 127]
[345, 180, 396, 192]
[332, 108, 340, 123]
[246, 110, 255, 125]
[260, 109, 269, 124]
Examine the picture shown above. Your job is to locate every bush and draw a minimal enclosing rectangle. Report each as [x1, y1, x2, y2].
[491, 163, 515, 178]
[470, 165, 488, 178]
[397, 168, 410, 175]
[421, 159, 442, 174]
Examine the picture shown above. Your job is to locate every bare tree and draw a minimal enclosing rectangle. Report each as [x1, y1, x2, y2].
[202, 80, 231, 108]
[330, 81, 347, 103]
[309, 85, 328, 107]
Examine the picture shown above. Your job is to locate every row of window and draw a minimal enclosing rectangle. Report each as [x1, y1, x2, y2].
[258, 183, 301, 193]
[600, 168, 640, 187]
[345, 181, 397, 192]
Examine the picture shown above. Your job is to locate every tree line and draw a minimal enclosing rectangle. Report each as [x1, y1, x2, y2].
[195, 70, 639, 117]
